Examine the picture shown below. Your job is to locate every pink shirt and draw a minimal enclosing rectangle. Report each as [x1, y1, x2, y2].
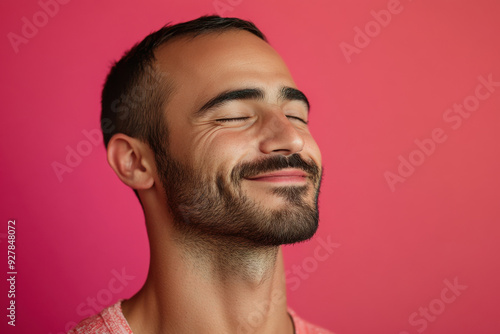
[68, 300, 334, 334]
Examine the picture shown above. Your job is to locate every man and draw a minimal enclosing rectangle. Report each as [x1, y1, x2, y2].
[70, 15, 333, 334]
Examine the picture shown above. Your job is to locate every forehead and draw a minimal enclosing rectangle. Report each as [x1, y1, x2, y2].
[153, 30, 297, 112]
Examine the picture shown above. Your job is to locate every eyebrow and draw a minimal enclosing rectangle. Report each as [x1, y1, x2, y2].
[195, 86, 310, 116]
[280, 86, 310, 111]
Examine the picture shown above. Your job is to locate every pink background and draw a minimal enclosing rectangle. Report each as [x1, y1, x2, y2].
[1, 0, 500, 333]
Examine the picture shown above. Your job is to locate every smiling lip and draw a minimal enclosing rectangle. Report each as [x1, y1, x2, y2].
[245, 169, 308, 183]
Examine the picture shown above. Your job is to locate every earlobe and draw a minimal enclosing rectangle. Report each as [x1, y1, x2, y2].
[107, 134, 155, 190]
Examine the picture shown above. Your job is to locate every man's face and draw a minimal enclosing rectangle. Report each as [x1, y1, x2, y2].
[152, 30, 323, 246]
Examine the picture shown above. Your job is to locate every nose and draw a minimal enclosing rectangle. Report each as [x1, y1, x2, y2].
[258, 111, 305, 156]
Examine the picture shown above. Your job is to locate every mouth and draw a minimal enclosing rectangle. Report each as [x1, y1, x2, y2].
[244, 169, 308, 183]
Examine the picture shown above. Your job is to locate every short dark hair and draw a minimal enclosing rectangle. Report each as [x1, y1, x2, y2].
[100, 15, 267, 158]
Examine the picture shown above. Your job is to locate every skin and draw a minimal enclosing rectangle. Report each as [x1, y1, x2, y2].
[107, 30, 322, 334]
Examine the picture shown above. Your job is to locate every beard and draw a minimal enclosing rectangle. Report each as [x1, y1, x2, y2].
[154, 144, 323, 247]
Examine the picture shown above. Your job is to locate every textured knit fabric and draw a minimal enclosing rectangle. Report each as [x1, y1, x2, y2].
[68, 299, 334, 334]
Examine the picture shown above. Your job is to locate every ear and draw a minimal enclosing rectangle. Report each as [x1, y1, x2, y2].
[106, 134, 155, 190]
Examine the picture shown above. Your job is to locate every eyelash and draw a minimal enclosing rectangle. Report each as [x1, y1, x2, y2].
[216, 116, 308, 124]
[287, 116, 308, 124]
[216, 117, 250, 122]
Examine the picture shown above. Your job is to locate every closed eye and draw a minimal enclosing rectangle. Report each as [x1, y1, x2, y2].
[215, 116, 308, 124]
[215, 117, 250, 122]
[286, 115, 308, 125]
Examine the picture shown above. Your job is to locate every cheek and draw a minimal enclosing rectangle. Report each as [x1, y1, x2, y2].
[189, 129, 255, 174]
[303, 135, 322, 165]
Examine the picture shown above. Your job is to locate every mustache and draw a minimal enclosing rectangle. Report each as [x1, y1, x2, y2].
[231, 153, 321, 184]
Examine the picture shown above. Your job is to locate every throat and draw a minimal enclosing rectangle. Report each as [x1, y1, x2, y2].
[175, 233, 281, 284]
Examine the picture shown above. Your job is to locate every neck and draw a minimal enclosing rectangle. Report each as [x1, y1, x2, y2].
[121, 210, 294, 334]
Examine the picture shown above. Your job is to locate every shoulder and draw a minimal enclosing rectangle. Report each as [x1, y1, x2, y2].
[288, 308, 336, 334]
[68, 300, 133, 334]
